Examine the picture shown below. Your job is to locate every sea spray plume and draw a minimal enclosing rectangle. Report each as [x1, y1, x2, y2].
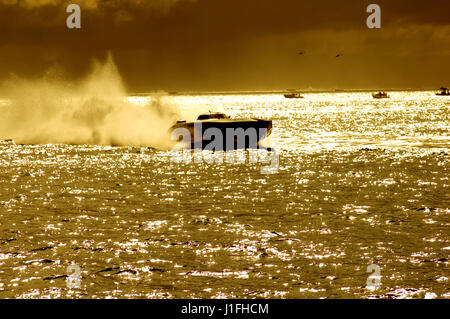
[0, 55, 179, 149]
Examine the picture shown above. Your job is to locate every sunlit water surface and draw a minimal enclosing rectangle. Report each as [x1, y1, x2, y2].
[0, 91, 449, 299]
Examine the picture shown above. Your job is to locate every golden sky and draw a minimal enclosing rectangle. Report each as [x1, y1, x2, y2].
[0, 0, 449, 92]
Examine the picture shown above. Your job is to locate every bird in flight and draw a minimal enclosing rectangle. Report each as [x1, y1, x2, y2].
[298, 51, 304, 55]
[335, 54, 343, 58]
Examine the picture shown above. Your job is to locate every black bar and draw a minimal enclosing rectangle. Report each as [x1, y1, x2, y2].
[0, 299, 446, 318]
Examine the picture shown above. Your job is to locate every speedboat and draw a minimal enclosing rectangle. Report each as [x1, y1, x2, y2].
[170, 112, 272, 150]
[436, 87, 450, 96]
[284, 93, 304, 99]
[372, 91, 389, 99]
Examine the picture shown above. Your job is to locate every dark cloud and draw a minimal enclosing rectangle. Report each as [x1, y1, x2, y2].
[0, 0, 449, 91]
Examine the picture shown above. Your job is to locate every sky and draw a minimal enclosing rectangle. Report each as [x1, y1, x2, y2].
[0, 0, 449, 92]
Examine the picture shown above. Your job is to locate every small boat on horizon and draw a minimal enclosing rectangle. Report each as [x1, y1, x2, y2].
[436, 87, 450, 96]
[372, 91, 389, 99]
[284, 92, 304, 99]
[170, 112, 272, 150]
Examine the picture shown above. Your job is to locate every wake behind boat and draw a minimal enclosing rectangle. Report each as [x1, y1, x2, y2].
[170, 112, 272, 150]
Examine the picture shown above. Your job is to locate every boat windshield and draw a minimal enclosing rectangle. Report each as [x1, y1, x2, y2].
[197, 113, 227, 120]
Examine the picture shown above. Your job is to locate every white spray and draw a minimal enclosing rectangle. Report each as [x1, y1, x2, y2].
[0, 55, 180, 149]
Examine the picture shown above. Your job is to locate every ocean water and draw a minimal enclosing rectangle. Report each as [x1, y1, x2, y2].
[0, 91, 448, 299]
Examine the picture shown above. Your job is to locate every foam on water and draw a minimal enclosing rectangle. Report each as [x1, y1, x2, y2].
[0, 55, 180, 149]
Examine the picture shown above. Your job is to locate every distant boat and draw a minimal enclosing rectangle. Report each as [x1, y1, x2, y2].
[436, 87, 450, 96]
[284, 93, 304, 99]
[372, 91, 389, 99]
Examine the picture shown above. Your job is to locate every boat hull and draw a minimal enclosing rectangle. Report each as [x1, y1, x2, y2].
[372, 94, 389, 99]
[284, 94, 304, 99]
[170, 119, 272, 150]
